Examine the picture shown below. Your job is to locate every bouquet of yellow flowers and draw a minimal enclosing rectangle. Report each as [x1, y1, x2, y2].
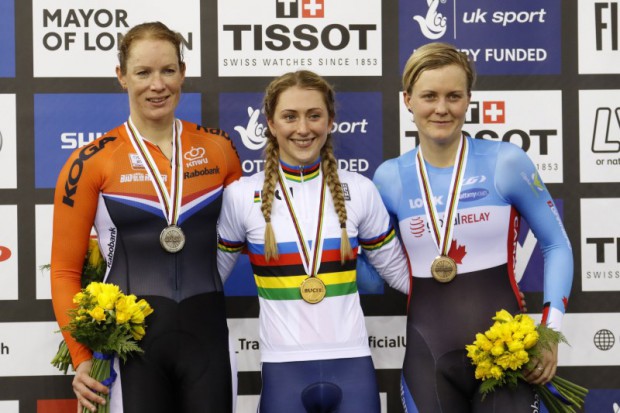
[466, 310, 588, 413]
[63, 281, 153, 413]
[51, 238, 107, 374]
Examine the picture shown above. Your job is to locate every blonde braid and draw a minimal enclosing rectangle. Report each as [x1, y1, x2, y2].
[261, 138, 280, 261]
[321, 138, 353, 264]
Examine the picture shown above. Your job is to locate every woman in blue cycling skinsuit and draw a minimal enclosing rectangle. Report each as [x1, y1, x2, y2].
[373, 42, 574, 413]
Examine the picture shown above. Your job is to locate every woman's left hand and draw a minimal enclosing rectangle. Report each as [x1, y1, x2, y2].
[522, 341, 558, 385]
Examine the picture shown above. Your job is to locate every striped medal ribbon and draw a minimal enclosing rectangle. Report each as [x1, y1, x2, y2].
[415, 135, 469, 283]
[126, 118, 185, 253]
[276, 165, 328, 303]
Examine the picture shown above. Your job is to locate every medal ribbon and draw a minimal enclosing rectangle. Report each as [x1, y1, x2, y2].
[125, 118, 183, 226]
[276, 165, 327, 277]
[415, 136, 469, 256]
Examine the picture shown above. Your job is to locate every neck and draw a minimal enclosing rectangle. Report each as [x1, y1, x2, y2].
[130, 116, 175, 146]
[419, 136, 462, 168]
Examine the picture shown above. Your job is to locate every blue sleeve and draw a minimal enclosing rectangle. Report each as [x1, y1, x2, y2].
[354, 159, 407, 294]
[372, 158, 402, 217]
[356, 250, 386, 293]
[495, 143, 573, 329]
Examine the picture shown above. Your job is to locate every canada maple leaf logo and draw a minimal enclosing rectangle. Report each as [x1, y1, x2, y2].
[448, 239, 466, 264]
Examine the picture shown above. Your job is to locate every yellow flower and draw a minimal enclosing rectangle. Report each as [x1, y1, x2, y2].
[474, 333, 493, 351]
[72, 292, 85, 305]
[523, 331, 539, 349]
[86, 238, 104, 268]
[114, 295, 135, 324]
[493, 309, 514, 323]
[130, 325, 146, 340]
[491, 343, 505, 357]
[507, 340, 525, 353]
[489, 365, 504, 380]
[88, 306, 106, 322]
[86, 281, 103, 296]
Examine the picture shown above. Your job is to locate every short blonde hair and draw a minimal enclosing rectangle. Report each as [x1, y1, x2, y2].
[402, 42, 476, 95]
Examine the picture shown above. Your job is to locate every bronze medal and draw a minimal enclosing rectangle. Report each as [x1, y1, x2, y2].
[430, 255, 457, 283]
[300, 276, 326, 304]
[160, 225, 185, 253]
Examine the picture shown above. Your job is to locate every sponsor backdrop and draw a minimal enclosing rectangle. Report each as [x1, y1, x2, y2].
[0, 0, 618, 411]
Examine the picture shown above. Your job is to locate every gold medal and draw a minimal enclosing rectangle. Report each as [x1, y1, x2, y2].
[160, 225, 185, 253]
[300, 276, 326, 304]
[430, 255, 457, 283]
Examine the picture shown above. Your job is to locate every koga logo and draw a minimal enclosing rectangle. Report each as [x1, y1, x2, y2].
[184, 146, 208, 167]
[41, 9, 194, 52]
[222, 0, 377, 52]
[0, 245, 12, 262]
[591, 107, 620, 155]
[63, 137, 116, 207]
[594, 2, 619, 51]
[593, 329, 615, 351]
[413, 0, 447, 40]
[61, 132, 104, 149]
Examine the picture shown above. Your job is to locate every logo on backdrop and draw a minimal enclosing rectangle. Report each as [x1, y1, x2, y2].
[581, 198, 620, 292]
[399, 90, 564, 183]
[578, 0, 620, 74]
[34, 93, 202, 188]
[398, 0, 561, 75]
[0, 0, 15, 77]
[218, 0, 382, 76]
[579, 90, 620, 183]
[593, 329, 616, 351]
[219, 92, 382, 178]
[0, 246, 11, 263]
[31, 0, 201, 77]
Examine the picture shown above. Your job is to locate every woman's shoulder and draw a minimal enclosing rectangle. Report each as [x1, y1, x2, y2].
[179, 119, 232, 142]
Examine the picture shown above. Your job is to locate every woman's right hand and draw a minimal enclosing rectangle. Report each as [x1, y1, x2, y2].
[73, 360, 109, 412]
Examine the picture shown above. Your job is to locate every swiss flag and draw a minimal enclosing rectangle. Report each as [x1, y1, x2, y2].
[302, 0, 324, 18]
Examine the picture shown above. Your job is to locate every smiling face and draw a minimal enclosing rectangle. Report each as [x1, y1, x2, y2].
[267, 86, 333, 166]
[403, 64, 470, 149]
[116, 37, 185, 128]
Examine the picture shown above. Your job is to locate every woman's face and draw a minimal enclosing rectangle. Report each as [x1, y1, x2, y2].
[403, 64, 470, 147]
[116, 38, 185, 127]
[268, 86, 333, 166]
